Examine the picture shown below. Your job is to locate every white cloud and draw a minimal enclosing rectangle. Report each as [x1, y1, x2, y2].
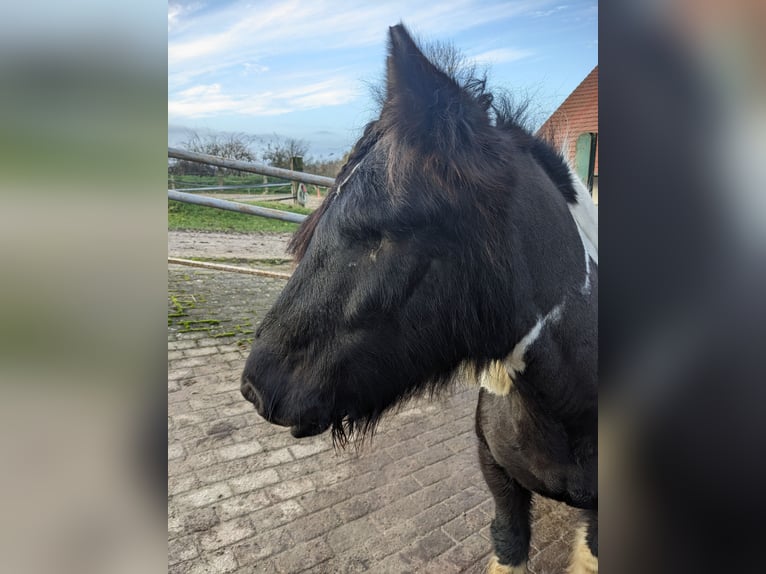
[533, 4, 569, 18]
[241, 62, 269, 75]
[168, 4, 181, 31]
[168, 0, 561, 121]
[168, 79, 358, 119]
[168, 0, 549, 82]
[168, 2, 205, 33]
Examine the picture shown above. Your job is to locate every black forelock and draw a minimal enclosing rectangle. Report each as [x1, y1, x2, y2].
[288, 122, 382, 262]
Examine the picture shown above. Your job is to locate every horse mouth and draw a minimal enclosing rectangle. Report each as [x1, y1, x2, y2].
[290, 419, 331, 438]
[240, 374, 332, 438]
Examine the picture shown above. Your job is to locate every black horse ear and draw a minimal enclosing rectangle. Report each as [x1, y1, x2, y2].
[383, 24, 487, 153]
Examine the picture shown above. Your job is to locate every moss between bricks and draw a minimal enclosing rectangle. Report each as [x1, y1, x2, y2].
[168, 268, 266, 349]
[169, 284, 257, 342]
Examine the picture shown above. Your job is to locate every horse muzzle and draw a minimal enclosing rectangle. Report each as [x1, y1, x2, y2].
[240, 374, 331, 438]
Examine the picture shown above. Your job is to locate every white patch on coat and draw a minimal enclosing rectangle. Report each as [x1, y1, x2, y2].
[505, 303, 564, 378]
[479, 302, 565, 396]
[568, 525, 598, 574]
[335, 160, 362, 196]
[567, 168, 598, 294]
[478, 361, 514, 396]
[576, 225, 593, 294]
[487, 555, 530, 574]
[567, 169, 598, 259]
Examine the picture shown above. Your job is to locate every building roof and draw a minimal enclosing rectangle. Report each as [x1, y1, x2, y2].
[537, 66, 598, 174]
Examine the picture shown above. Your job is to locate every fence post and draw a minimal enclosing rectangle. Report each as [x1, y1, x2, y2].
[290, 156, 304, 206]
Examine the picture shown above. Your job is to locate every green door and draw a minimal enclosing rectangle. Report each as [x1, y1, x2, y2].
[575, 132, 597, 193]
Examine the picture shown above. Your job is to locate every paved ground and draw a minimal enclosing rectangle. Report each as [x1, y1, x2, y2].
[168, 232, 578, 573]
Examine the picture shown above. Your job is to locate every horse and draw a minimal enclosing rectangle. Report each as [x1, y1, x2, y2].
[241, 24, 598, 574]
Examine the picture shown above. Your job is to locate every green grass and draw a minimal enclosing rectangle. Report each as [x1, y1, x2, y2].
[170, 174, 289, 188]
[168, 199, 313, 233]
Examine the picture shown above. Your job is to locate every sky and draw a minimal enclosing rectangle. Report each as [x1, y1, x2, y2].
[168, 0, 597, 160]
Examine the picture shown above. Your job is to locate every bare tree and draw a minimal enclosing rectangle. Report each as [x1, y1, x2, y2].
[304, 151, 350, 179]
[170, 131, 258, 176]
[261, 136, 309, 169]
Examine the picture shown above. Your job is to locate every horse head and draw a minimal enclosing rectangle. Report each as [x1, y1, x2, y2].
[241, 24, 590, 444]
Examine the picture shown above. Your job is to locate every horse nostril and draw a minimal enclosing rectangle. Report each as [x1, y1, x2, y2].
[241, 379, 263, 412]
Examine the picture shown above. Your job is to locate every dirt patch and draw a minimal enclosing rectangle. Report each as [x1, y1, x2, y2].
[168, 230, 293, 261]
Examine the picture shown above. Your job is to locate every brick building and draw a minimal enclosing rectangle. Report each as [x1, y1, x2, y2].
[537, 66, 598, 203]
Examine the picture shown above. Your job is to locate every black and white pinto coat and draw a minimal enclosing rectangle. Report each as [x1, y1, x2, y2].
[241, 24, 598, 574]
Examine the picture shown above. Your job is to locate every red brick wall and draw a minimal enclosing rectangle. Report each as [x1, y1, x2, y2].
[537, 66, 598, 175]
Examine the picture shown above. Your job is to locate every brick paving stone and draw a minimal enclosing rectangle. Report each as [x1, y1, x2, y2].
[169, 339, 199, 351]
[168, 442, 186, 460]
[196, 458, 254, 484]
[319, 545, 376, 574]
[443, 430, 477, 454]
[412, 457, 455, 486]
[170, 548, 238, 574]
[217, 440, 264, 461]
[407, 500, 458, 534]
[365, 551, 418, 574]
[257, 430, 302, 451]
[218, 400, 258, 418]
[232, 526, 295, 565]
[296, 485, 352, 515]
[249, 499, 305, 532]
[198, 516, 256, 551]
[169, 510, 185, 539]
[184, 346, 220, 357]
[288, 507, 342, 544]
[433, 532, 492, 572]
[442, 504, 490, 542]
[169, 473, 202, 496]
[182, 506, 221, 534]
[275, 455, 332, 482]
[168, 263, 583, 573]
[231, 560, 279, 574]
[265, 476, 315, 502]
[398, 529, 455, 568]
[169, 535, 199, 565]
[334, 475, 419, 523]
[288, 438, 332, 459]
[229, 468, 280, 494]
[325, 515, 381, 555]
[217, 489, 272, 522]
[371, 480, 456, 532]
[174, 356, 211, 369]
[175, 482, 232, 508]
[272, 537, 334, 574]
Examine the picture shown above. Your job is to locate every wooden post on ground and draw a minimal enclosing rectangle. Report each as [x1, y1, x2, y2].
[290, 156, 304, 206]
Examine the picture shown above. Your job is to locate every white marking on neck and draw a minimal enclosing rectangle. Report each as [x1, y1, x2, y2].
[335, 160, 363, 196]
[566, 168, 598, 294]
[575, 224, 592, 294]
[479, 302, 565, 396]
